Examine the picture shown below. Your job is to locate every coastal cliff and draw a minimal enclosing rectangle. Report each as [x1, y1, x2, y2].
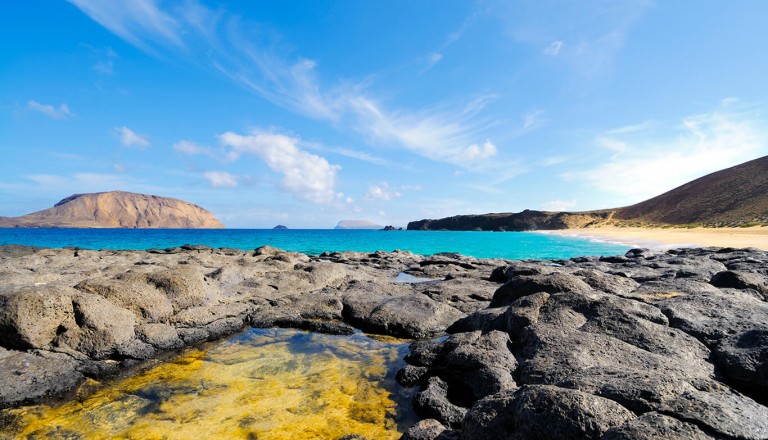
[408, 154, 768, 231]
[0, 191, 224, 229]
[408, 210, 614, 231]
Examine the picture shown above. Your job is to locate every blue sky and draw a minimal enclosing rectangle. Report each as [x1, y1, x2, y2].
[2, 1, 767, 228]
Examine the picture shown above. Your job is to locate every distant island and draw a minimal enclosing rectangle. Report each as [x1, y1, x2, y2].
[273, 225, 288, 230]
[334, 220, 383, 230]
[0, 191, 224, 229]
[408, 155, 768, 231]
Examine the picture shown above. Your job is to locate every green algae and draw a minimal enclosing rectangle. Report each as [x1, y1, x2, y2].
[1, 329, 417, 439]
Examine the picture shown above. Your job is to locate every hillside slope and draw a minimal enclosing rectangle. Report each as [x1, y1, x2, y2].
[614, 155, 768, 226]
[0, 191, 225, 228]
[408, 155, 768, 231]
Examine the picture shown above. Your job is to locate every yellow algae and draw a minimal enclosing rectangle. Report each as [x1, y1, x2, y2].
[1, 329, 415, 439]
[639, 291, 682, 300]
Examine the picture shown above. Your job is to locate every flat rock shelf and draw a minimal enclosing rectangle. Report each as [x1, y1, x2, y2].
[1, 244, 767, 439]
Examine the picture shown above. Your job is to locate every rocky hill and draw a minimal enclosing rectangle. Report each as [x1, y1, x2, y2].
[614, 155, 768, 226]
[408, 155, 768, 231]
[0, 191, 224, 228]
[334, 220, 383, 230]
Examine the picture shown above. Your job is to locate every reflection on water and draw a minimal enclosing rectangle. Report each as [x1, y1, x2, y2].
[1, 328, 417, 439]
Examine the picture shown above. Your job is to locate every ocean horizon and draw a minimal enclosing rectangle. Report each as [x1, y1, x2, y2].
[0, 228, 630, 260]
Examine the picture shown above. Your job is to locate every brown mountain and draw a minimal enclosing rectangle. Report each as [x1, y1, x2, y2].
[408, 155, 768, 231]
[0, 191, 225, 228]
[614, 155, 768, 226]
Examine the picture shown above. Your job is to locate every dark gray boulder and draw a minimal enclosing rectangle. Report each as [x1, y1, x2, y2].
[447, 307, 508, 334]
[0, 348, 83, 408]
[601, 412, 715, 440]
[414, 377, 468, 428]
[713, 328, 768, 402]
[342, 294, 464, 339]
[461, 385, 634, 440]
[57, 293, 138, 360]
[405, 331, 517, 405]
[659, 290, 768, 344]
[710, 270, 768, 298]
[401, 419, 458, 440]
[490, 272, 592, 307]
[0, 285, 77, 350]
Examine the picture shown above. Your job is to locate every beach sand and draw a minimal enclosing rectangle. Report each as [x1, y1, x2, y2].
[539, 226, 768, 251]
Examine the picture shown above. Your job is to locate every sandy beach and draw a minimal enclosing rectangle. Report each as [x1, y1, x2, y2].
[539, 226, 768, 251]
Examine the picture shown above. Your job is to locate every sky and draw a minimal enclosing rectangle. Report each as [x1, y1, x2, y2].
[2, 1, 768, 228]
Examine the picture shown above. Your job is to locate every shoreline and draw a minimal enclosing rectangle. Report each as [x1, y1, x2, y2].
[537, 225, 768, 251]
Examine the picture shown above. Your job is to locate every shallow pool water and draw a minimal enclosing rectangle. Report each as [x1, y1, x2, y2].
[1, 328, 417, 439]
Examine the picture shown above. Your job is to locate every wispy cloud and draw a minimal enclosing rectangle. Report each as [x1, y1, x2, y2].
[462, 141, 497, 161]
[218, 130, 341, 205]
[364, 182, 401, 202]
[67, 0, 183, 55]
[565, 104, 768, 204]
[540, 155, 569, 167]
[70, 0, 498, 170]
[27, 172, 134, 190]
[498, 0, 653, 78]
[329, 147, 391, 167]
[427, 52, 443, 68]
[27, 101, 72, 119]
[344, 94, 498, 166]
[541, 199, 577, 211]
[115, 126, 150, 148]
[543, 40, 563, 56]
[203, 171, 238, 188]
[92, 47, 117, 75]
[522, 109, 545, 131]
[174, 140, 211, 156]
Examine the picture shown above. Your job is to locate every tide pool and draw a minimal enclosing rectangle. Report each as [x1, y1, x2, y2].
[0, 328, 416, 439]
[0, 229, 630, 260]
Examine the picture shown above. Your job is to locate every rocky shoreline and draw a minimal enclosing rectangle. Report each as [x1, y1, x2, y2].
[1, 244, 767, 439]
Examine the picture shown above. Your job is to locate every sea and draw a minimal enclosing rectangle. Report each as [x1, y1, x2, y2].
[0, 228, 631, 260]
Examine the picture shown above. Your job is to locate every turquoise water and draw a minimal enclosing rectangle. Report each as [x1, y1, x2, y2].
[0, 228, 629, 260]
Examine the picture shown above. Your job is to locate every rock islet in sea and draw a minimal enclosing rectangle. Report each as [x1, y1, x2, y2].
[0, 244, 767, 438]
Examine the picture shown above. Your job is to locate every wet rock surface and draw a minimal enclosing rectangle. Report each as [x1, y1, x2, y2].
[0, 245, 767, 439]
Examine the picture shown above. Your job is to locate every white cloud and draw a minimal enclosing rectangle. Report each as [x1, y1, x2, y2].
[522, 110, 545, 131]
[67, 0, 183, 54]
[27, 101, 72, 119]
[344, 94, 498, 166]
[543, 40, 563, 56]
[566, 105, 768, 204]
[70, 0, 498, 170]
[27, 172, 132, 189]
[364, 182, 401, 202]
[115, 126, 150, 148]
[203, 171, 238, 188]
[174, 140, 210, 155]
[500, 0, 652, 78]
[461, 140, 497, 161]
[428, 52, 443, 66]
[541, 199, 577, 211]
[330, 147, 390, 167]
[540, 155, 569, 166]
[219, 130, 340, 204]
